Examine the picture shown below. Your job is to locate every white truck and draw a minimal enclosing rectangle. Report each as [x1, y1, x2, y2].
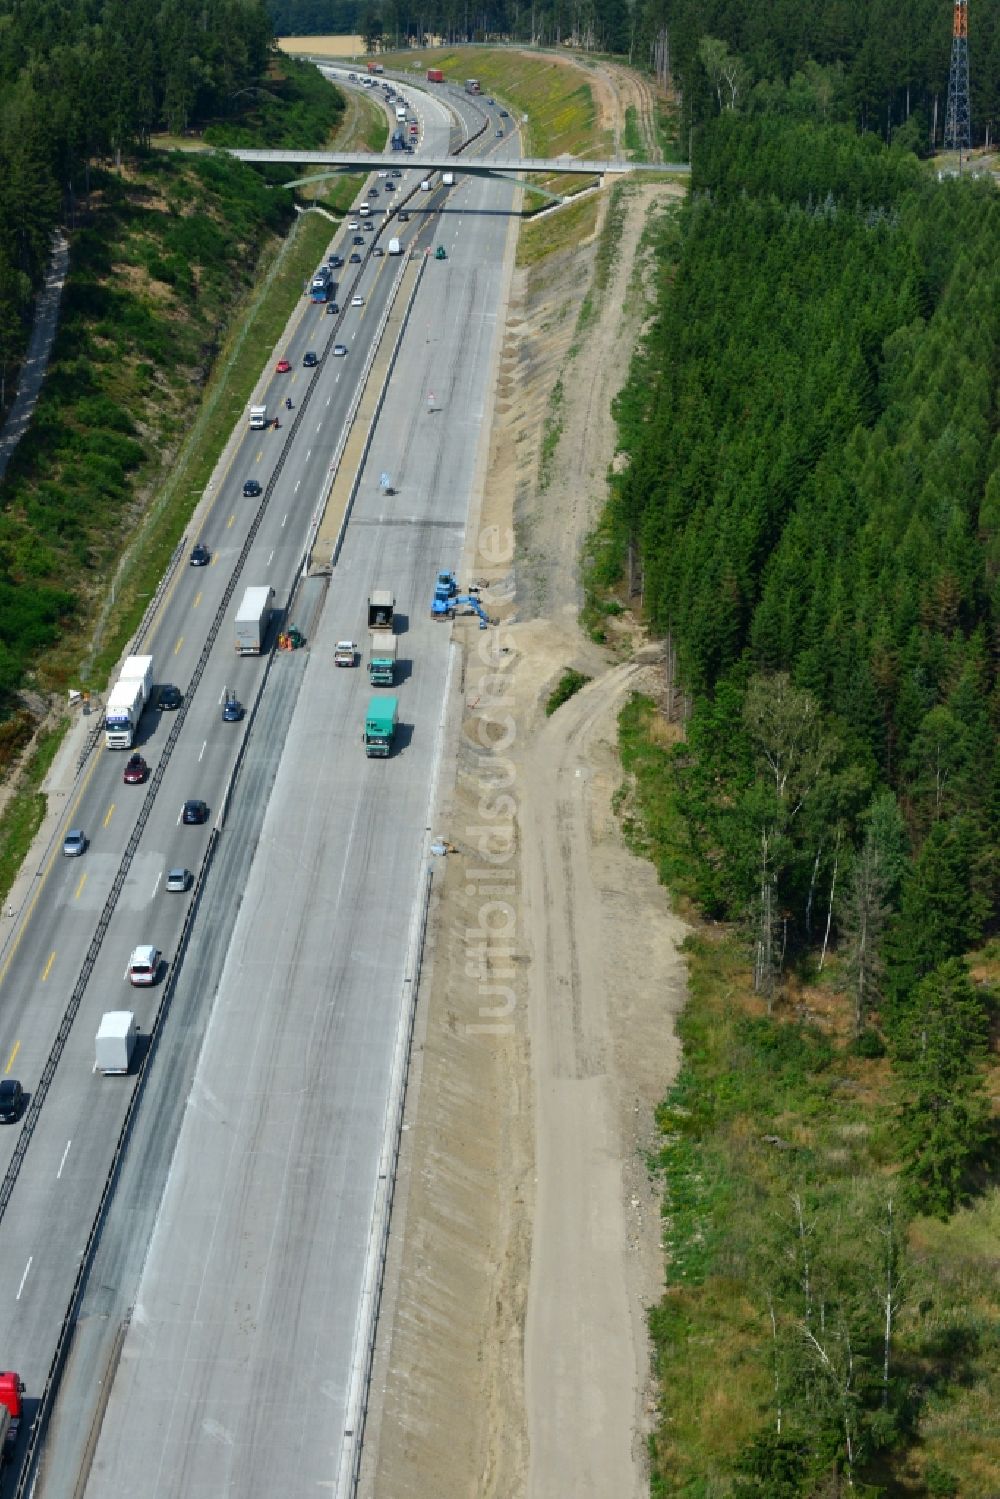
[388, 237, 402, 256]
[235, 586, 275, 655]
[95, 1011, 137, 1075]
[334, 640, 358, 667]
[443, 171, 455, 186]
[249, 404, 268, 430]
[105, 654, 153, 748]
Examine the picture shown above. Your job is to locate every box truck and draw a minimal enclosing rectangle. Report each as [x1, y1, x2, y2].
[443, 171, 455, 186]
[364, 697, 398, 757]
[369, 632, 398, 685]
[426, 68, 444, 82]
[104, 657, 152, 749]
[367, 590, 395, 630]
[235, 586, 275, 655]
[96, 1012, 138, 1075]
[249, 404, 267, 430]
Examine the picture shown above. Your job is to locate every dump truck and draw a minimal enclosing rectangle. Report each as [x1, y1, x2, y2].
[334, 640, 358, 667]
[249, 404, 267, 430]
[368, 589, 395, 631]
[364, 696, 398, 757]
[96, 1011, 138, 1075]
[235, 586, 275, 655]
[426, 67, 444, 82]
[369, 631, 398, 685]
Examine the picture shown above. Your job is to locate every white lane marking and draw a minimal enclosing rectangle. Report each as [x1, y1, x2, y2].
[326, 395, 332, 406]
[152, 871, 162, 898]
[282, 514, 288, 527]
[57, 1141, 71, 1179]
[295, 479, 301, 492]
[17, 1258, 32, 1299]
[316, 422, 322, 432]
[176, 806, 183, 826]
[267, 549, 274, 566]
[198, 740, 207, 763]
[306, 449, 312, 461]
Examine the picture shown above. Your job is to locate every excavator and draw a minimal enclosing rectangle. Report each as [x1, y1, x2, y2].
[431, 592, 490, 628]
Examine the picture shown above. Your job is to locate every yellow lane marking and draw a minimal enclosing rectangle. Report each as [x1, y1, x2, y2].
[193, 592, 202, 609]
[227, 514, 235, 529]
[174, 637, 183, 655]
[41, 951, 56, 983]
[5, 1043, 19, 1074]
[74, 872, 87, 901]
[103, 803, 115, 829]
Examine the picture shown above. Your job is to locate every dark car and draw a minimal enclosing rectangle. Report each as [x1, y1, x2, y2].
[242, 478, 262, 498]
[0, 1080, 23, 1123]
[353, 235, 365, 246]
[222, 692, 243, 722]
[326, 301, 340, 315]
[496, 128, 503, 137]
[158, 684, 182, 710]
[123, 754, 148, 785]
[328, 254, 344, 268]
[385, 181, 396, 192]
[363, 221, 374, 232]
[499, 109, 509, 117]
[368, 187, 378, 197]
[391, 168, 402, 178]
[349, 252, 362, 264]
[189, 542, 210, 567]
[398, 210, 409, 222]
[182, 799, 208, 825]
[303, 350, 318, 368]
[373, 247, 385, 257]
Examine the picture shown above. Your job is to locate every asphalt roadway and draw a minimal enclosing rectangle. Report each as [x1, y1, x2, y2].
[0, 78, 517, 1498]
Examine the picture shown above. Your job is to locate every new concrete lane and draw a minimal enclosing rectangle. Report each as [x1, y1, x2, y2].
[78, 147, 518, 1496]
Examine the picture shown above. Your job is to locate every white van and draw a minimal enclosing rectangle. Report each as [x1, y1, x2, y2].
[420, 178, 431, 191]
[388, 238, 401, 255]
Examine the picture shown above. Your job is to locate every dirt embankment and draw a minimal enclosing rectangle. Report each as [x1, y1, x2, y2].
[364, 167, 686, 1499]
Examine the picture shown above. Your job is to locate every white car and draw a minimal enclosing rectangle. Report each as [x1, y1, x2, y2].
[351, 295, 364, 307]
[333, 344, 348, 356]
[127, 944, 161, 986]
[348, 220, 359, 230]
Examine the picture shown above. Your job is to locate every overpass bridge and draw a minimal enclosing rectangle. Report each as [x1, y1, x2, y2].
[226, 148, 689, 182]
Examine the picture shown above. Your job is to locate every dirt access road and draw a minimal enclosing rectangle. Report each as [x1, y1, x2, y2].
[363, 60, 687, 1499]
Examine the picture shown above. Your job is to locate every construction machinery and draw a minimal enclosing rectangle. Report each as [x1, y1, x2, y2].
[431, 593, 490, 629]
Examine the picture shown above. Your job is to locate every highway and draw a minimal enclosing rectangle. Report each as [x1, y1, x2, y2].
[0, 72, 517, 1498]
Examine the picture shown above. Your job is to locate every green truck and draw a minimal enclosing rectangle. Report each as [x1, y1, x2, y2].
[364, 696, 398, 757]
[369, 631, 398, 685]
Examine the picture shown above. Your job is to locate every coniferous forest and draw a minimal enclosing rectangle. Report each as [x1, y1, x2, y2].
[597, 41, 1000, 1499]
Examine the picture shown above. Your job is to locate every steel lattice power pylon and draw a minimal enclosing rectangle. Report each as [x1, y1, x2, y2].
[943, 0, 971, 151]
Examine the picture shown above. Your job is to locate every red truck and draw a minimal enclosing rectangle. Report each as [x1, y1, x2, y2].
[426, 68, 444, 82]
[367, 61, 384, 74]
[0, 1372, 25, 1454]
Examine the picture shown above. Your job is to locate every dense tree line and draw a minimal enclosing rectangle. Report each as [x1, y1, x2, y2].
[608, 111, 998, 1216]
[0, 0, 275, 396]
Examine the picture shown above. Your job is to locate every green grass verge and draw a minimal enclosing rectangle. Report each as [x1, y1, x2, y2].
[83, 209, 334, 692]
[545, 669, 591, 716]
[538, 377, 564, 490]
[623, 105, 647, 161]
[517, 191, 600, 267]
[619, 693, 1000, 1497]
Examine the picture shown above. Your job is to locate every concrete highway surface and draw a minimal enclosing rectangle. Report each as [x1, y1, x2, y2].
[0, 74, 518, 1498]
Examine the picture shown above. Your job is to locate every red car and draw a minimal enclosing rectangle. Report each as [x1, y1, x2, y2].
[123, 753, 148, 784]
[275, 358, 291, 374]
